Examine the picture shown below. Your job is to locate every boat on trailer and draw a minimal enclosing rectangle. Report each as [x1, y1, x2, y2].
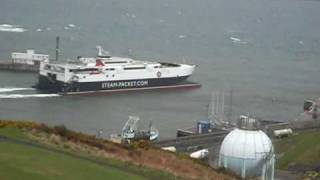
[35, 46, 197, 94]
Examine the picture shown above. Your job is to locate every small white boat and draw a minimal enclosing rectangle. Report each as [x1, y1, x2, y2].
[121, 116, 159, 142]
[161, 146, 176, 152]
[149, 126, 159, 141]
[189, 149, 209, 159]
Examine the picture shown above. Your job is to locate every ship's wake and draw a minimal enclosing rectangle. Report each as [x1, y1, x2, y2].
[0, 94, 60, 99]
[0, 87, 35, 93]
[0, 87, 59, 99]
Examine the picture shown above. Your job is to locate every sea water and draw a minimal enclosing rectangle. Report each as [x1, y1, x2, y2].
[0, 0, 320, 138]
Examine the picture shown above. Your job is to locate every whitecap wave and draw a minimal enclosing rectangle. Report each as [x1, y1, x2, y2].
[0, 87, 35, 93]
[68, 23, 75, 28]
[230, 37, 241, 42]
[1, 24, 13, 28]
[230, 37, 247, 44]
[125, 13, 136, 18]
[0, 94, 60, 99]
[0, 24, 27, 32]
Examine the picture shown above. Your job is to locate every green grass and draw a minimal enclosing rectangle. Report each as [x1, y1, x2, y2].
[0, 141, 145, 180]
[274, 129, 320, 169]
[0, 127, 30, 140]
[0, 128, 176, 180]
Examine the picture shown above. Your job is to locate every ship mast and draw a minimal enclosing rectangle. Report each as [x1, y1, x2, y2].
[96, 46, 110, 57]
[55, 36, 59, 61]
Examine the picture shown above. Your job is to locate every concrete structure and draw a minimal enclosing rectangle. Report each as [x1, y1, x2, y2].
[11, 49, 49, 65]
[219, 116, 275, 180]
[0, 62, 39, 72]
[264, 119, 320, 137]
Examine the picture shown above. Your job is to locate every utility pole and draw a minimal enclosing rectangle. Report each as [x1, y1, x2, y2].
[228, 88, 233, 124]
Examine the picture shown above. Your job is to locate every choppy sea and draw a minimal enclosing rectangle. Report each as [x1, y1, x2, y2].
[0, 0, 320, 138]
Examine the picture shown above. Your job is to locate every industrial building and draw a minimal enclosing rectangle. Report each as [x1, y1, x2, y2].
[11, 49, 49, 65]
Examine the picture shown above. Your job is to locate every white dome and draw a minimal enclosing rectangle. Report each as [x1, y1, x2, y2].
[219, 128, 275, 179]
[220, 128, 273, 159]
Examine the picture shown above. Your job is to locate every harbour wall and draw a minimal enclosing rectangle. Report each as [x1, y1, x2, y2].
[264, 119, 320, 137]
[155, 119, 320, 153]
[153, 131, 228, 152]
[0, 61, 38, 72]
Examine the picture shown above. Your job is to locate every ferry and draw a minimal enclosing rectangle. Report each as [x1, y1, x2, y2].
[35, 46, 196, 94]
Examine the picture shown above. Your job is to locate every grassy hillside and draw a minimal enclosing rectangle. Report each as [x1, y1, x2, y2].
[0, 121, 237, 180]
[274, 129, 320, 169]
[0, 128, 147, 180]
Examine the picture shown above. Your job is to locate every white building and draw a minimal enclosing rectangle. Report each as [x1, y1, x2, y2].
[11, 49, 49, 65]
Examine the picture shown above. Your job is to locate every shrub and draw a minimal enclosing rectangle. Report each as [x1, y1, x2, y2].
[0, 120, 39, 129]
[129, 140, 151, 150]
[38, 123, 52, 133]
[63, 144, 70, 149]
[53, 125, 68, 137]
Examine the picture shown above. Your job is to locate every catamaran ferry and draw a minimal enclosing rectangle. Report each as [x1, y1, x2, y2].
[35, 47, 196, 94]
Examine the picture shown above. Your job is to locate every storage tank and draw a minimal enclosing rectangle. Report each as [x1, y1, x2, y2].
[273, 128, 293, 138]
[218, 116, 275, 179]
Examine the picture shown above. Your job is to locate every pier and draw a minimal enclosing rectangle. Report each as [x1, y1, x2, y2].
[154, 118, 320, 154]
[153, 131, 228, 153]
[0, 61, 38, 72]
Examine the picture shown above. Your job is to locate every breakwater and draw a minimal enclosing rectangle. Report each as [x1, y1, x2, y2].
[0, 61, 38, 72]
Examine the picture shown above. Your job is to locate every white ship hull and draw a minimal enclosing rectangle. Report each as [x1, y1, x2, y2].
[37, 74, 192, 93]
